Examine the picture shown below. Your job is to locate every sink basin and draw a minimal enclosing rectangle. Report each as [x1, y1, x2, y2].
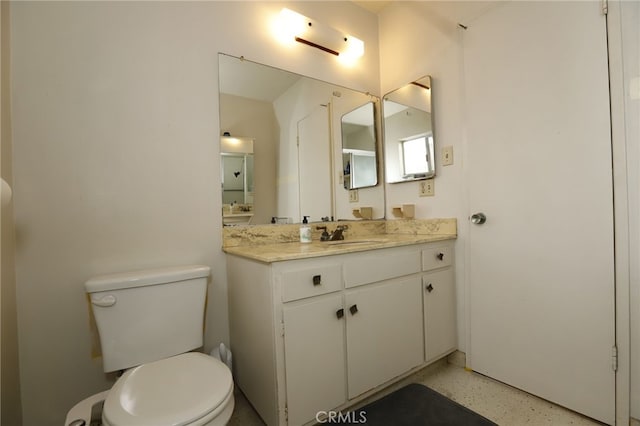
[325, 238, 388, 246]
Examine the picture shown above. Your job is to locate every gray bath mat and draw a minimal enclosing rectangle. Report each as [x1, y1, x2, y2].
[343, 383, 498, 425]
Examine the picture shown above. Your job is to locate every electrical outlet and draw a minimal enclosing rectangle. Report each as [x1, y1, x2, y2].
[349, 189, 359, 202]
[442, 146, 454, 166]
[419, 179, 434, 197]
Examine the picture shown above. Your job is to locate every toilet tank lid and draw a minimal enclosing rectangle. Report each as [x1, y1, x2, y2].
[85, 265, 210, 293]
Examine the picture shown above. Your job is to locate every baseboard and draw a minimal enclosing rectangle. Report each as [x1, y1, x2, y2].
[447, 350, 466, 368]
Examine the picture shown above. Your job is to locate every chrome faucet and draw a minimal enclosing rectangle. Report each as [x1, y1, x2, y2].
[316, 226, 330, 241]
[317, 225, 349, 241]
[329, 225, 348, 241]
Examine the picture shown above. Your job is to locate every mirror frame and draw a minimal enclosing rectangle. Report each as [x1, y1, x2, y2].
[382, 75, 435, 184]
[340, 101, 379, 190]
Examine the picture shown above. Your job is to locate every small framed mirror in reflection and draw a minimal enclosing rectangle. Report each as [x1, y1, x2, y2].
[340, 102, 378, 190]
[383, 75, 435, 183]
[221, 136, 255, 225]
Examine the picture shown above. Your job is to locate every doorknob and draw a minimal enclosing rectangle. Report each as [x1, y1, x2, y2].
[471, 212, 487, 225]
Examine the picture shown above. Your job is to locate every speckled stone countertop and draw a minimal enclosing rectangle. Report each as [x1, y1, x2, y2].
[223, 218, 456, 263]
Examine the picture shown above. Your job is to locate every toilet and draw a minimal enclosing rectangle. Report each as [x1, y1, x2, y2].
[66, 265, 234, 426]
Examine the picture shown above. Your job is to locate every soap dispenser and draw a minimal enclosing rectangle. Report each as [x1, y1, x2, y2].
[300, 216, 312, 243]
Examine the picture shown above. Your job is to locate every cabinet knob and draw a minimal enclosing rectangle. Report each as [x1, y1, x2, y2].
[436, 252, 445, 261]
[336, 308, 344, 319]
[312, 275, 322, 286]
[426, 283, 434, 293]
[349, 304, 359, 315]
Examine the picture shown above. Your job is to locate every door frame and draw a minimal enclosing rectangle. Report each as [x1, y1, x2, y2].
[607, 1, 631, 424]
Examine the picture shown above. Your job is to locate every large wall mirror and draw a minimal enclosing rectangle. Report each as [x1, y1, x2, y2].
[218, 53, 385, 225]
[383, 75, 435, 183]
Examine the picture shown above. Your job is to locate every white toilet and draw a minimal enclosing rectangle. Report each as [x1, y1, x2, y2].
[66, 265, 234, 426]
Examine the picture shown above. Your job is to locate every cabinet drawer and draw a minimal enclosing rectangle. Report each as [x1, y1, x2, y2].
[422, 245, 453, 271]
[280, 264, 342, 302]
[344, 249, 421, 288]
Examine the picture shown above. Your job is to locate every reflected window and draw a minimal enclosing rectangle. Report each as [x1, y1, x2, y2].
[401, 134, 433, 177]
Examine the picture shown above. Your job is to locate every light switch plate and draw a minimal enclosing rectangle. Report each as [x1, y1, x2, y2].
[419, 179, 434, 197]
[349, 189, 359, 202]
[442, 146, 454, 166]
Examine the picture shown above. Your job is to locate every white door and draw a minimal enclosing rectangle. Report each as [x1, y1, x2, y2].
[464, 2, 615, 424]
[298, 105, 332, 222]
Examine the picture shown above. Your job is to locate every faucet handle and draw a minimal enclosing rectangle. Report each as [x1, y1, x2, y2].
[317, 226, 331, 241]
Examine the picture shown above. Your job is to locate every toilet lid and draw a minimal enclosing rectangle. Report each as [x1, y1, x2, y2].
[103, 352, 233, 426]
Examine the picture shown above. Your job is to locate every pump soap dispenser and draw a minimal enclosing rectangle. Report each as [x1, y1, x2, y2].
[300, 216, 312, 243]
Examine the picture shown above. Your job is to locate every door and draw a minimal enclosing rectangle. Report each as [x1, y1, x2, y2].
[298, 105, 332, 222]
[464, 2, 615, 424]
[283, 294, 346, 426]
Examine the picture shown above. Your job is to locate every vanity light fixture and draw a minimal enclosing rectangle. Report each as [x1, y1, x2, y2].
[276, 8, 364, 62]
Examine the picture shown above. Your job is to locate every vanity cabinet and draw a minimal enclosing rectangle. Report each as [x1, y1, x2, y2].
[227, 240, 455, 426]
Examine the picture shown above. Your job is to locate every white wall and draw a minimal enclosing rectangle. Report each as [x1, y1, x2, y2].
[1, 1, 22, 424]
[9, 2, 379, 425]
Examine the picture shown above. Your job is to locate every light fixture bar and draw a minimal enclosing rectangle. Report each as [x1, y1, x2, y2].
[277, 8, 364, 62]
[294, 36, 340, 56]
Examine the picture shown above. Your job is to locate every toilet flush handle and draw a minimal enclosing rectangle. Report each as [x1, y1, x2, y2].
[91, 294, 117, 307]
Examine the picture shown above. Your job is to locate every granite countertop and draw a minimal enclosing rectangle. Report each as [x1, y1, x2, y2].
[223, 233, 456, 263]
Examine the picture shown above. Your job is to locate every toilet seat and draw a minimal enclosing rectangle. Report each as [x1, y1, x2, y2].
[102, 352, 234, 426]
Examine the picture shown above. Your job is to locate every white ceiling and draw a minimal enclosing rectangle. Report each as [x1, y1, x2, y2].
[352, 1, 394, 14]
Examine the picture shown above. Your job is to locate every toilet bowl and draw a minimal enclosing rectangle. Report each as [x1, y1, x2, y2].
[66, 353, 234, 426]
[66, 265, 234, 426]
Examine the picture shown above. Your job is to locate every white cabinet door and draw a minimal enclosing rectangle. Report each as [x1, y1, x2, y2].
[345, 276, 423, 398]
[283, 294, 346, 426]
[423, 269, 456, 362]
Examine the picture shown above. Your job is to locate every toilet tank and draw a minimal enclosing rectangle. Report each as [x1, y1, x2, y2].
[86, 265, 210, 373]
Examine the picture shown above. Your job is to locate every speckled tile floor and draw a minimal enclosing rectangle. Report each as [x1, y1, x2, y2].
[228, 354, 605, 426]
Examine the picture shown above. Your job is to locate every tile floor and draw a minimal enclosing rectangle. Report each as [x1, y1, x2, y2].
[228, 353, 605, 426]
